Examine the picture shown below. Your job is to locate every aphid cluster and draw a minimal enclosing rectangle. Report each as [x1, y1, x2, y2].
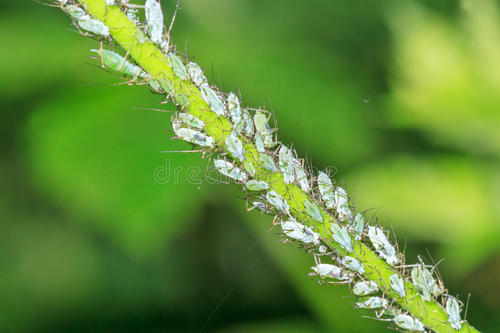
[57, 1, 471, 331]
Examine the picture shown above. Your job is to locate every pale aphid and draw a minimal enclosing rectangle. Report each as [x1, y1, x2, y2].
[446, 296, 462, 330]
[411, 264, 443, 301]
[341, 256, 364, 274]
[393, 314, 425, 331]
[389, 274, 406, 297]
[266, 191, 289, 213]
[334, 186, 352, 220]
[91, 49, 141, 77]
[173, 126, 214, 147]
[303, 200, 323, 222]
[201, 86, 225, 116]
[126, 8, 139, 24]
[214, 159, 247, 182]
[367, 226, 399, 265]
[227, 93, 242, 128]
[242, 110, 254, 137]
[255, 134, 265, 153]
[352, 281, 378, 296]
[311, 264, 342, 279]
[167, 53, 189, 81]
[317, 171, 335, 208]
[186, 62, 208, 87]
[281, 220, 320, 245]
[105, 0, 115, 5]
[253, 111, 274, 147]
[352, 213, 365, 240]
[177, 112, 204, 130]
[145, 0, 164, 44]
[293, 160, 310, 192]
[243, 160, 256, 177]
[70, 8, 109, 37]
[65, 5, 86, 19]
[330, 223, 353, 253]
[279, 145, 295, 183]
[225, 131, 245, 162]
[245, 180, 269, 191]
[318, 245, 328, 254]
[355, 297, 388, 309]
[260, 154, 278, 172]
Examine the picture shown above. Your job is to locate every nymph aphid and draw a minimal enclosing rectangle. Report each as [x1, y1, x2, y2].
[281, 220, 320, 245]
[303, 200, 323, 223]
[352, 213, 365, 240]
[259, 153, 278, 172]
[317, 171, 335, 208]
[172, 120, 214, 147]
[225, 131, 245, 162]
[91, 49, 141, 77]
[355, 297, 388, 309]
[245, 180, 269, 191]
[341, 256, 364, 274]
[145, 0, 164, 44]
[352, 281, 378, 296]
[186, 62, 208, 87]
[411, 262, 444, 301]
[367, 226, 399, 265]
[213, 159, 247, 182]
[253, 111, 274, 147]
[265, 191, 289, 213]
[167, 53, 189, 81]
[65, 4, 110, 37]
[445, 296, 462, 330]
[389, 274, 406, 297]
[311, 263, 342, 279]
[333, 186, 352, 220]
[241, 110, 254, 137]
[293, 159, 310, 192]
[393, 314, 425, 331]
[177, 112, 204, 130]
[330, 223, 353, 253]
[200, 86, 225, 116]
[279, 145, 295, 183]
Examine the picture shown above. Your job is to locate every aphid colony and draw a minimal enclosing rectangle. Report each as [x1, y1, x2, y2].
[57, 1, 467, 331]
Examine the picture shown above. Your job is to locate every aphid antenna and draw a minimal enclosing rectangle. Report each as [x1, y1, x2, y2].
[132, 106, 175, 113]
[164, 0, 181, 49]
[160, 149, 205, 154]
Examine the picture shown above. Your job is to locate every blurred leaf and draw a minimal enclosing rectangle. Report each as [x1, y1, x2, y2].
[26, 84, 207, 256]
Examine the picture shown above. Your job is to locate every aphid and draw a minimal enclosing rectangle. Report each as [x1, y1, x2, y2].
[266, 191, 289, 213]
[227, 93, 242, 128]
[105, 0, 115, 5]
[126, 8, 139, 24]
[243, 160, 256, 177]
[389, 274, 406, 297]
[303, 200, 323, 222]
[311, 263, 342, 279]
[74, 13, 110, 37]
[317, 171, 335, 208]
[355, 297, 388, 309]
[318, 245, 328, 254]
[145, 0, 164, 44]
[253, 111, 274, 147]
[65, 5, 86, 19]
[173, 126, 214, 147]
[294, 160, 310, 192]
[201, 86, 225, 116]
[251, 201, 270, 214]
[255, 134, 265, 153]
[352, 281, 378, 296]
[352, 213, 365, 240]
[330, 223, 353, 253]
[245, 180, 269, 191]
[225, 131, 245, 162]
[393, 314, 425, 331]
[214, 159, 247, 182]
[91, 49, 141, 77]
[260, 154, 278, 172]
[446, 296, 462, 330]
[242, 110, 254, 137]
[279, 145, 295, 183]
[177, 112, 204, 130]
[411, 264, 443, 301]
[281, 220, 320, 245]
[186, 62, 208, 87]
[167, 53, 189, 81]
[334, 186, 352, 220]
[341, 256, 364, 274]
[367, 226, 399, 265]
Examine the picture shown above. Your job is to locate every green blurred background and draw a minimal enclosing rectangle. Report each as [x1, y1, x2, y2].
[1, 0, 500, 331]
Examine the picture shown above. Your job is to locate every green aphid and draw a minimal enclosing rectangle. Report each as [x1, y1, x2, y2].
[65, 5, 86, 19]
[242, 110, 254, 137]
[260, 154, 278, 172]
[352, 281, 378, 296]
[411, 263, 443, 301]
[255, 134, 265, 153]
[214, 159, 247, 182]
[330, 223, 353, 253]
[352, 213, 365, 240]
[167, 53, 189, 81]
[186, 62, 208, 87]
[265, 191, 289, 213]
[254, 111, 274, 147]
[243, 160, 256, 177]
[341, 256, 364, 274]
[317, 171, 335, 208]
[245, 180, 269, 191]
[91, 49, 141, 77]
[177, 112, 204, 130]
[303, 200, 323, 222]
[294, 160, 310, 192]
[225, 131, 245, 162]
[279, 145, 295, 183]
[389, 274, 406, 297]
[201, 86, 225, 116]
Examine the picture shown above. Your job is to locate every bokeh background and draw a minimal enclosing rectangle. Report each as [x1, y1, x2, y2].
[1, 0, 500, 331]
